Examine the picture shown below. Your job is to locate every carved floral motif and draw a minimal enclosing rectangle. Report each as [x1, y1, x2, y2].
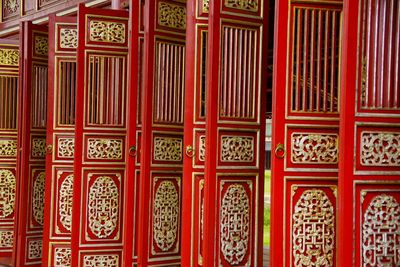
[0, 139, 17, 157]
[362, 194, 400, 266]
[54, 247, 71, 267]
[202, 0, 209, 13]
[32, 172, 45, 225]
[225, 0, 259, 11]
[59, 174, 73, 232]
[291, 133, 338, 164]
[88, 176, 119, 239]
[2, 0, 19, 17]
[28, 240, 43, 259]
[60, 28, 78, 49]
[221, 136, 254, 162]
[0, 49, 19, 66]
[220, 184, 250, 265]
[0, 231, 13, 248]
[87, 138, 122, 160]
[361, 132, 400, 166]
[34, 35, 48, 56]
[292, 189, 335, 267]
[32, 138, 46, 158]
[0, 169, 16, 218]
[199, 136, 206, 162]
[58, 138, 75, 158]
[158, 2, 186, 30]
[153, 137, 182, 162]
[89, 20, 126, 44]
[153, 180, 179, 252]
[83, 255, 119, 267]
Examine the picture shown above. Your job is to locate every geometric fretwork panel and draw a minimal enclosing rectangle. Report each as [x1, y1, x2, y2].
[361, 132, 400, 167]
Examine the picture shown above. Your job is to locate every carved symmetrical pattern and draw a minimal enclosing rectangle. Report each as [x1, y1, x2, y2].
[60, 28, 78, 49]
[2, 0, 19, 18]
[0, 231, 13, 248]
[0, 140, 17, 157]
[221, 136, 254, 162]
[0, 169, 16, 218]
[32, 138, 46, 158]
[0, 49, 19, 66]
[32, 172, 45, 225]
[361, 132, 400, 166]
[34, 36, 48, 56]
[225, 0, 259, 11]
[291, 133, 338, 164]
[88, 176, 119, 239]
[87, 138, 123, 160]
[362, 194, 400, 266]
[58, 138, 75, 158]
[28, 240, 43, 259]
[199, 135, 206, 162]
[83, 255, 119, 267]
[59, 174, 73, 232]
[54, 247, 71, 267]
[220, 184, 250, 265]
[153, 180, 179, 252]
[202, 0, 209, 12]
[158, 2, 186, 30]
[153, 137, 182, 162]
[292, 189, 335, 267]
[89, 20, 126, 44]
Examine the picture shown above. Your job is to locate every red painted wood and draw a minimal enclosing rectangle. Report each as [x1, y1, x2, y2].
[14, 21, 48, 267]
[42, 15, 76, 267]
[204, 1, 267, 266]
[71, 4, 129, 266]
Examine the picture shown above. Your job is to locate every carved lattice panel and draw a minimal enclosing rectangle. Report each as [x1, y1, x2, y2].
[79, 252, 121, 267]
[1, 0, 19, 21]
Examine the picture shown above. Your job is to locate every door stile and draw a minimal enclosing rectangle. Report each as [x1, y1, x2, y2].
[14, 21, 48, 267]
[138, 0, 186, 265]
[339, 0, 400, 265]
[42, 15, 77, 267]
[181, 1, 208, 266]
[71, 5, 129, 266]
[0, 39, 19, 263]
[204, 1, 267, 266]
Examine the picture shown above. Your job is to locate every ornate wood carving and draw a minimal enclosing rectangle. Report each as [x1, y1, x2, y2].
[0, 48, 19, 66]
[153, 137, 182, 162]
[87, 138, 123, 160]
[0, 140, 17, 157]
[158, 1, 186, 30]
[60, 29, 78, 49]
[291, 133, 338, 164]
[89, 20, 126, 44]
[0, 170, 15, 218]
[32, 172, 45, 225]
[361, 132, 400, 166]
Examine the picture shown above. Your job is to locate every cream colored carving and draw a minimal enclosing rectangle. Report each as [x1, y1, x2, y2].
[32, 138, 46, 158]
[0, 139, 17, 157]
[153, 137, 182, 161]
[34, 36, 48, 56]
[0, 169, 16, 218]
[158, 2, 186, 30]
[292, 189, 335, 267]
[54, 247, 71, 267]
[225, 0, 258, 11]
[220, 184, 250, 265]
[33, 172, 45, 225]
[87, 138, 122, 160]
[291, 133, 338, 164]
[83, 255, 119, 267]
[0, 49, 19, 66]
[3, 0, 19, 15]
[221, 136, 254, 162]
[28, 240, 43, 259]
[199, 136, 206, 162]
[60, 28, 78, 49]
[361, 132, 400, 166]
[202, 0, 209, 12]
[0, 231, 13, 248]
[88, 176, 119, 238]
[89, 20, 125, 44]
[153, 180, 179, 251]
[362, 194, 400, 266]
[59, 174, 73, 232]
[58, 138, 75, 158]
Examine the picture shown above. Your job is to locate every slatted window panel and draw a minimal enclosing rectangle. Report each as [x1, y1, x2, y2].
[291, 7, 341, 113]
[58, 61, 77, 125]
[32, 65, 48, 128]
[359, 0, 400, 110]
[220, 26, 258, 119]
[0, 76, 18, 129]
[200, 31, 208, 119]
[154, 41, 185, 125]
[87, 55, 126, 126]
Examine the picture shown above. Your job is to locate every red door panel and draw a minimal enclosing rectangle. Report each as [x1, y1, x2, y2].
[339, 0, 400, 265]
[15, 22, 48, 267]
[0, 39, 19, 264]
[42, 15, 77, 267]
[72, 5, 129, 266]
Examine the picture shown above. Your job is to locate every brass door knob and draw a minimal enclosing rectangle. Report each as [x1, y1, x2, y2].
[274, 143, 286, 159]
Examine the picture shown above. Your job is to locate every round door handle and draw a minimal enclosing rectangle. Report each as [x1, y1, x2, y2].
[185, 145, 195, 158]
[274, 143, 286, 159]
[129, 145, 137, 157]
[46, 144, 53, 154]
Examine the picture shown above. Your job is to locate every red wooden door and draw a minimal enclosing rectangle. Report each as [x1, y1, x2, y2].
[71, 5, 129, 266]
[138, 0, 186, 265]
[181, 1, 208, 266]
[42, 15, 77, 267]
[14, 22, 48, 267]
[203, 1, 267, 266]
[271, 0, 342, 266]
[0, 40, 19, 264]
[339, 0, 400, 265]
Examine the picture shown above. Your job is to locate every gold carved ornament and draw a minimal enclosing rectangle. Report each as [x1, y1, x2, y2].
[221, 136, 254, 162]
[361, 132, 400, 166]
[153, 180, 179, 252]
[0, 169, 16, 218]
[153, 137, 182, 162]
[199, 136, 206, 162]
[54, 247, 71, 267]
[0, 140, 17, 157]
[291, 133, 338, 164]
[202, 0, 209, 13]
[32, 138, 46, 158]
[0, 231, 13, 248]
[83, 255, 119, 267]
[28, 240, 43, 260]
[225, 0, 259, 12]
[292, 189, 335, 267]
[87, 176, 119, 239]
[89, 20, 126, 44]
[220, 184, 250, 265]
[158, 2, 186, 30]
[60, 28, 78, 49]
[58, 174, 73, 232]
[32, 172, 45, 225]
[0, 49, 19, 66]
[58, 138, 75, 158]
[3, 0, 19, 16]
[34, 36, 48, 56]
[362, 194, 400, 266]
[87, 138, 122, 160]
